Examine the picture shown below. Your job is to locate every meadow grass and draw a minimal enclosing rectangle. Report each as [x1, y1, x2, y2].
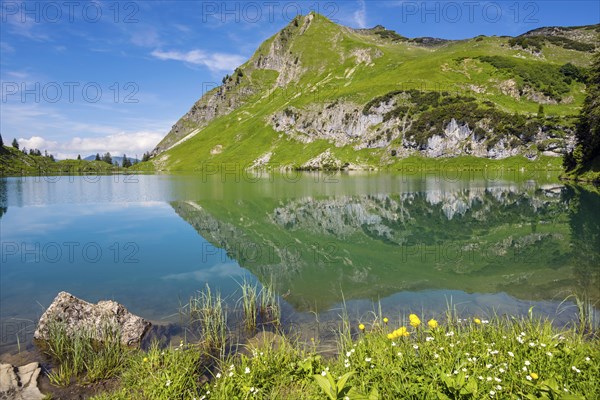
[42, 318, 130, 387]
[86, 295, 599, 400]
[185, 284, 228, 351]
[239, 279, 259, 331]
[39, 286, 598, 398]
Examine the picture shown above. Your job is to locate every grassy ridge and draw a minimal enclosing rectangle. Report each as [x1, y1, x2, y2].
[0, 146, 118, 176]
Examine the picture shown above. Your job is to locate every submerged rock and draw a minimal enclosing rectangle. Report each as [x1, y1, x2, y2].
[34, 291, 150, 346]
[0, 362, 44, 400]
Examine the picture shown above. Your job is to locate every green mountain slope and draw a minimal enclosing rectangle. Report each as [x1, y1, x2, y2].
[150, 14, 599, 171]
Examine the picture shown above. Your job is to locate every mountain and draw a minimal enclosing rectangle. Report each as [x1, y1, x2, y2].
[149, 14, 599, 171]
[84, 155, 140, 166]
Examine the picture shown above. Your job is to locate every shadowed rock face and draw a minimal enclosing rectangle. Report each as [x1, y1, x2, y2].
[34, 291, 150, 346]
[0, 362, 44, 400]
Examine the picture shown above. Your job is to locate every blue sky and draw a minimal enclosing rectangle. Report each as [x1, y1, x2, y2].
[1, 0, 598, 159]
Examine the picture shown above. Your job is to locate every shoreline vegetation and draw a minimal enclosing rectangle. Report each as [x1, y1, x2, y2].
[31, 285, 599, 400]
[1, 146, 569, 177]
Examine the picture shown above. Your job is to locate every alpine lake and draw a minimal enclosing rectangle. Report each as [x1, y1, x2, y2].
[1, 169, 599, 361]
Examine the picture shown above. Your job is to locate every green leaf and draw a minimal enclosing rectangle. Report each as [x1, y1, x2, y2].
[313, 374, 336, 400]
[559, 395, 585, 400]
[368, 387, 379, 400]
[541, 377, 560, 393]
[336, 371, 354, 393]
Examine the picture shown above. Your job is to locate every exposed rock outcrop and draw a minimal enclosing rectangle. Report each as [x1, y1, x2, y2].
[34, 292, 150, 346]
[0, 362, 44, 400]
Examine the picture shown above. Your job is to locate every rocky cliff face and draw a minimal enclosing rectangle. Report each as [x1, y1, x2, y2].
[268, 98, 574, 162]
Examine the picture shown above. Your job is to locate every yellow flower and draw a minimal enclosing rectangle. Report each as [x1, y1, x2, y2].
[143, 357, 148, 363]
[428, 319, 439, 329]
[530, 372, 538, 380]
[387, 333, 394, 339]
[409, 314, 421, 328]
[394, 326, 410, 337]
[358, 323, 365, 331]
[474, 318, 481, 325]
[383, 317, 389, 324]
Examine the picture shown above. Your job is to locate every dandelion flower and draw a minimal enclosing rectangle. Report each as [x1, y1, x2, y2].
[358, 323, 365, 331]
[387, 333, 394, 339]
[530, 372, 538, 380]
[383, 317, 389, 324]
[143, 357, 148, 363]
[409, 314, 421, 327]
[474, 318, 481, 324]
[428, 319, 438, 329]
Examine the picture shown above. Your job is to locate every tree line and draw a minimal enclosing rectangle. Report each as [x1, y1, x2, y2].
[1, 134, 150, 168]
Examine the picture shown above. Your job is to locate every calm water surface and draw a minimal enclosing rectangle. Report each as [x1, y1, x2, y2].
[1, 173, 598, 357]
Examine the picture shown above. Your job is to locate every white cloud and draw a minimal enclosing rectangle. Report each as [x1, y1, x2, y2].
[353, 0, 368, 28]
[17, 131, 163, 160]
[151, 49, 245, 72]
[130, 28, 162, 47]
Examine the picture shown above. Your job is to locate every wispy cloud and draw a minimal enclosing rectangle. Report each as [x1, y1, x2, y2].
[3, 13, 51, 42]
[130, 27, 162, 47]
[151, 49, 245, 72]
[353, 0, 368, 28]
[0, 41, 15, 53]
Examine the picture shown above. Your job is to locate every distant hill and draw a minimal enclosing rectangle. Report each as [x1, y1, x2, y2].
[84, 155, 140, 166]
[0, 146, 117, 175]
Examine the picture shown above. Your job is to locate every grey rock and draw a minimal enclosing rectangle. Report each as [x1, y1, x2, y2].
[0, 362, 44, 400]
[34, 291, 150, 346]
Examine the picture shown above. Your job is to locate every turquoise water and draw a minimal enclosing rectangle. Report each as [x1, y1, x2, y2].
[1, 173, 598, 356]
